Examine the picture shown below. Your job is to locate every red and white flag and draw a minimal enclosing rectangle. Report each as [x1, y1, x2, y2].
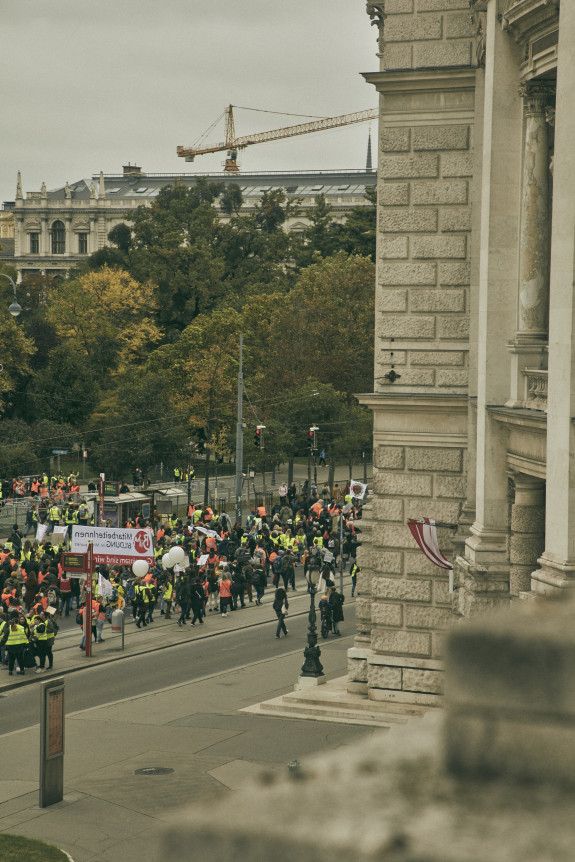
[350, 479, 368, 500]
[407, 518, 452, 570]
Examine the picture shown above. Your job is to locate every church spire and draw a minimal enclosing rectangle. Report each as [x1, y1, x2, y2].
[366, 129, 373, 171]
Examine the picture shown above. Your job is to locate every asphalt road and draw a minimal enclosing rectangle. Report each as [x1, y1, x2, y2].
[0, 608, 352, 736]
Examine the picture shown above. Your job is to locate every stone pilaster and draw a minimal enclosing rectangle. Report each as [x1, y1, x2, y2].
[40, 218, 49, 256]
[509, 473, 545, 597]
[356, 396, 467, 706]
[347, 497, 374, 695]
[531, 2, 575, 596]
[454, 0, 523, 614]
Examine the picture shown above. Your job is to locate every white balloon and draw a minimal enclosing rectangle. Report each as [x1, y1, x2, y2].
[162, 553, 173, 569]
[132, 559, 149, 577]
[170, 545, 185, 564]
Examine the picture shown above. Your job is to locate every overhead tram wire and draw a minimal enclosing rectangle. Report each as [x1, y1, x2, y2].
[2, 388, 365, 454]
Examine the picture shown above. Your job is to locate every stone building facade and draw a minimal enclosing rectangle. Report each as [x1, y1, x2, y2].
[1, 165, 375, 280]
[350, 0, 566, 708]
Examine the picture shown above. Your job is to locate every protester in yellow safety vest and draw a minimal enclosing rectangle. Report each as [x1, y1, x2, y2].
[350, 562, 360, 597]
[2, 614, 29, 675]
[161, 577, 173, 619]
[78, 501, 89, 525]
[48, 504, 60, 533]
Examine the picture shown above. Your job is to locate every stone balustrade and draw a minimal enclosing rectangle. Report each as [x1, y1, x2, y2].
[524, 368, 548, 410]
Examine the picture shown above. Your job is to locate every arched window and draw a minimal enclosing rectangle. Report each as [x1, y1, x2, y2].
[51, 220, 65, 255]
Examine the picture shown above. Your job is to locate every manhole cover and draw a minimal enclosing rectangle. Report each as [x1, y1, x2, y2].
[134, 767, 174, 776]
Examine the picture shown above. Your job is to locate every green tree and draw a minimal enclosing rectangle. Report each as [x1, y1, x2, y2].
[251, 252, 375, 397]
[296, 194, 339, 267]
[128, 180, 226, 333]
[27, 344, 99, 426]
[0, 311, 36, 418]
[330, 187, 376, 260]
[219, 184, 244, 216]
[86, 369, 189, 478]
[148, 308, 240, 504]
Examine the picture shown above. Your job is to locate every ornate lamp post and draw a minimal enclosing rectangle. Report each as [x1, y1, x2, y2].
[0, 273, 22, 318]
[299, 563, 325, 685]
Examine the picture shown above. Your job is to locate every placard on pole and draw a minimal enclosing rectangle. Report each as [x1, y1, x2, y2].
[39, 677, 65, 808]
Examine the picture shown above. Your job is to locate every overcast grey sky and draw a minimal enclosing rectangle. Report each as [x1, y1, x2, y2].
[1, 0, 378, 202]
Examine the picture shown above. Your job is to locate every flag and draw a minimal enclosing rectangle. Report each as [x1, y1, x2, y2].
[195, 526, 218, 538]
[350, 479, 368, 500]
[97, 573, 115, 598]
[407, 518, 453, 571]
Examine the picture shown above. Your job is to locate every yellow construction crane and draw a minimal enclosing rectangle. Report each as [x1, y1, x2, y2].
[177, 104, 379, 172]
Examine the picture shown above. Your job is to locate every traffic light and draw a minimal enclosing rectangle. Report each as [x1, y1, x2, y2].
[254, 428, 261, 448]
[307, 429, 314, 450]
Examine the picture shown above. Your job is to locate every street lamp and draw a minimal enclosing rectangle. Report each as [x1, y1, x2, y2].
[0, 273, 22, 318]
[310, 425, 319, 487]
[299, 564, 325, 683]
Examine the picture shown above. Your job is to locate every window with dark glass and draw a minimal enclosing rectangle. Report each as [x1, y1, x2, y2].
[29, 232, 39, 254]
[78, 233, 88, 254]
[51, 220, 65, 254]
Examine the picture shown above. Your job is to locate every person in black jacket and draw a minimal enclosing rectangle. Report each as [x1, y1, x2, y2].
[273, 588, 289, 639]
[328, 586, 344, 636]
[231, 565, 246, 609]
[189, 577, 205, 625]
[177, 575, 191, 627]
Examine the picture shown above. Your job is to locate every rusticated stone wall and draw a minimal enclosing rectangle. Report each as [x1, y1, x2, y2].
[357, 0, 476, 706]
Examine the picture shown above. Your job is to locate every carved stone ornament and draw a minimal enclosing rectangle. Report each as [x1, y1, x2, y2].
[23, 218, 42, 232]
[72, 218, 90, 232]
[366, 2, 385, 54]
[519, 81, 555, 115]
[470, 1, 487, 68]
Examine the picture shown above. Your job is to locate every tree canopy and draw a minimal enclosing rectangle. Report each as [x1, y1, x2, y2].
[5, 178, 376, 478]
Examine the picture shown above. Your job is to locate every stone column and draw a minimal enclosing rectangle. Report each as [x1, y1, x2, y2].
[509, 473, 545, 598]
[518, 84, 552, 339]
[455, 0, 523, 614]
[508, 82, 553, 405]
[532, 2, 575, 595]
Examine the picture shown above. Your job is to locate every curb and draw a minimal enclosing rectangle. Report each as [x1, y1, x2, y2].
[0, 595, 356, 694]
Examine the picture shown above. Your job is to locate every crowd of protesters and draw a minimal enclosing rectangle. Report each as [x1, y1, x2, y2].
[0, 474, 363, 676]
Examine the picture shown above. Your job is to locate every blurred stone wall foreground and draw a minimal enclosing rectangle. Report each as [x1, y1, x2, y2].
[158, 596, 575, 862]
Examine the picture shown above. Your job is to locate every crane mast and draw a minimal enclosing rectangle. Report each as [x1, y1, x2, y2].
[177, 104, 378, 172]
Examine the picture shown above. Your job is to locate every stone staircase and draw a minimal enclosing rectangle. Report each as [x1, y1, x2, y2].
[242, 675, 433, 728]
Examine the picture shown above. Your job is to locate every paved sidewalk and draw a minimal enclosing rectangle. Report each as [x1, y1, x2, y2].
[0, 597, 369, 862]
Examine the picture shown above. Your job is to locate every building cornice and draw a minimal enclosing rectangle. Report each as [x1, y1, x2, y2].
[356, 392, 468, 412]
[363, 67, 476, 96]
